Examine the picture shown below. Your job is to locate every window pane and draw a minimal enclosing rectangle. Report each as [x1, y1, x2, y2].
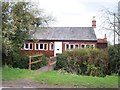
[30, 43, 32, 49]
[50, 43, 54, 50]
[86, 45, 89, 48]
[44, 44, 47, 50]
[40, 44, 43, 49]
[82, 45, 85, 48]
[70, 45, 74, 49]
[75, 44, 78, 48]
[66, 44, 69, 49]
[36, 44, 39, 49]
[91, 45, 93, 48]
[25, 43, 29, 49]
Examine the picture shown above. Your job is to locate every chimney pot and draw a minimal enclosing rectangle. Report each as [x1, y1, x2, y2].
[92, 16, 96, 28]
[104, 34, 107, 42]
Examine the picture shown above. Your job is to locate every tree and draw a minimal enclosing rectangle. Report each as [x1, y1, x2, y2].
[100, 2, 120, 45]
[2, 2, 53, 66]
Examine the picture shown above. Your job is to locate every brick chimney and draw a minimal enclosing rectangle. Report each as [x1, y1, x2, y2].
[104, 34, 107, 42]
[92, 16, 96, 28]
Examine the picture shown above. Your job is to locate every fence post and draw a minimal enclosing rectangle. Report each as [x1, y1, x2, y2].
[29, 56, 31, 70]
[48, 59, 50, 71]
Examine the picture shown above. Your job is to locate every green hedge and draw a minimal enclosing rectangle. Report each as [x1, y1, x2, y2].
[108, 44, 120, 74]
[55, 48, 109, 77]
[4, 52, 48, 70]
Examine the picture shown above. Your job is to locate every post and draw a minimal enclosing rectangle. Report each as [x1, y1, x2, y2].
[118, 1, 120, 44]
[114, 13, 115, 46]
[48, 59, 50, 71]
[29, 56, 31, 70]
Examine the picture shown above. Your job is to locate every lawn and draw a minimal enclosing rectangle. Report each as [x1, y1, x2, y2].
[1, 67, 119, 88]
[0, 67, 2, 80]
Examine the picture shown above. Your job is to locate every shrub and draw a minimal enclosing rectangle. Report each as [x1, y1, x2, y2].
[12, 53, 29, 69]
[55, 48, 109, 77]
[86, 64, 105, 77]
[108, 44, 120, 74]
[5, 51, 48, 70]
[54, 54, 68, 70]
[88, 49, 109, 75]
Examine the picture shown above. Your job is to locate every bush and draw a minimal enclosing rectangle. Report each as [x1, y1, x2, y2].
[12, 54, 29, 69]
[54, 54, 68, 70]
[55, 48, 109, 77]
[4, 51, 48, 70]
[108, 44, 120, 74]
[88, 49, 109, 75]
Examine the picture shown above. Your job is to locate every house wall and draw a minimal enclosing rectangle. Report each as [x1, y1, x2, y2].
[21, 40, 97, 57]
[96, 43, 107, 49]
[21, 40, 54, 57]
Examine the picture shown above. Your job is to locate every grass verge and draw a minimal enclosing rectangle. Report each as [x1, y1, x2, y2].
[2, 67, 33, 80]
[34, 71, 118, 88]
[2, 67, 119, 88]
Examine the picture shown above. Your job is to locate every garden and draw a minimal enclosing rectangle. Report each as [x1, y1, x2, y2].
[1, 44, 120, 88]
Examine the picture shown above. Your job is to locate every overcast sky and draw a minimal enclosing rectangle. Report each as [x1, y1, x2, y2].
[31, 0, 119, 44]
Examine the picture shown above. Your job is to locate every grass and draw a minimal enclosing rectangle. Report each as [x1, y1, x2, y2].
[2, 67, 33, 80]
[0, 67, 2, 80]
[34, 71, 118, 88]
[2, 67, 119, 88]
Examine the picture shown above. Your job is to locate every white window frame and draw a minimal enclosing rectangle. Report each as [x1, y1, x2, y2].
[44, 43, 48, 50]
[85, 44, 95, 48]
[35, 43, 48, 50]
[65, 44, 69, 50]
[81, 43, 85, 48]
[50, 42, 54, 50]
[35, 43, 39, 50]
[65, 44, 79, 50]
[69, 44, 75, 49]
[24, 43, 33, 50]
[39, 43, 44, 50]
[75, 44, 79, 48]
[81, 44, 95, 48]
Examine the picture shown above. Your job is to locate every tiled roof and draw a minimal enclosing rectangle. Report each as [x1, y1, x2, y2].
[29, 27, 97, 41]
[97, 38, 107, 43]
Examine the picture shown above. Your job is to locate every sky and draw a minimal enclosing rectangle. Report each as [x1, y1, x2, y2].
[30, 0, 119, 44]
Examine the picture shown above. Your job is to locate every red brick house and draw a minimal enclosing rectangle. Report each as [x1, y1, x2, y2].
[22, 17, 107, 57]
[97, 34, 107, 49]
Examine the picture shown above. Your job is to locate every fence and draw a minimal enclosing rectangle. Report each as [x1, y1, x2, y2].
[48, 56, 56, 70]
[29, 54, 43, 70]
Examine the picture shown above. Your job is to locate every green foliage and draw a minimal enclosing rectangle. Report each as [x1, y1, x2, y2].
[54, 54, 68, 70]
[108, 44, 120, 74]
[12, 54, 29, 69]
[12, 53, 48, 70]
[88, 49, 109, 75]
[55, 48, 109, 77]
[2, 2, 53, 67]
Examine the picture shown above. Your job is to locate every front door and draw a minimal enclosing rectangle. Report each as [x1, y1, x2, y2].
[54, 42, 62, 57]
